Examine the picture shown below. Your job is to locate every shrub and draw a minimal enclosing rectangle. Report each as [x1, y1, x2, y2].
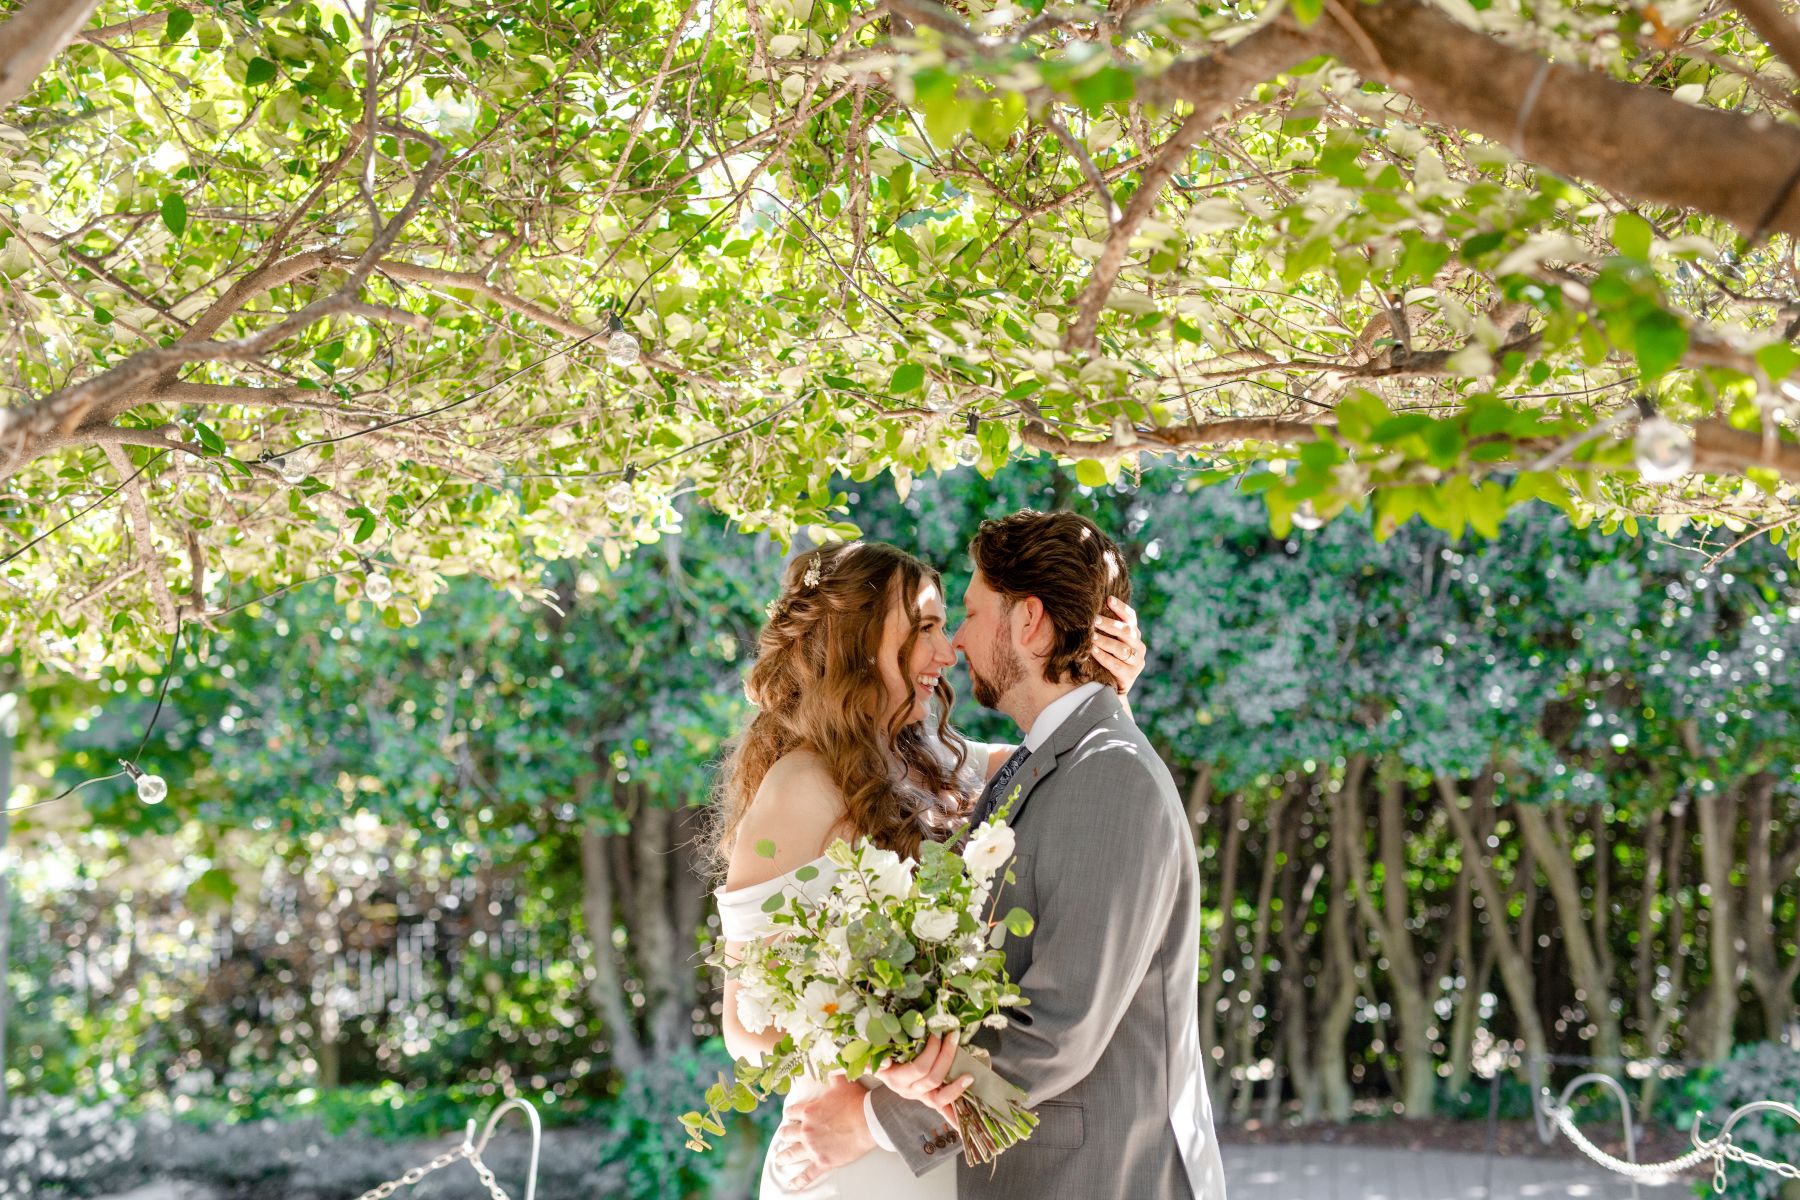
[0, 1095, 148, 1198]
[1683, 1042, 1800, 1200]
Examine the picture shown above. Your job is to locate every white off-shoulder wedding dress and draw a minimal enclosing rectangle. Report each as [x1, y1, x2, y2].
[715, 855, 959, 1200]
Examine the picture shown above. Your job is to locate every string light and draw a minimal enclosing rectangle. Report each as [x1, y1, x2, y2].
[605, 465, 637, 513]
[260, 447, 312, 486]
[605, 311, 640, 368]
[6, 623, 185, 815]
[119, 759, 168, 805]
[1633, 395, 1694, 482]
[363, 564, 394, 605]
[954, 413, 982, 468]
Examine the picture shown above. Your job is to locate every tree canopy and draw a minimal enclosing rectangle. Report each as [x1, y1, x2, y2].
[5, 0, 1800, 675]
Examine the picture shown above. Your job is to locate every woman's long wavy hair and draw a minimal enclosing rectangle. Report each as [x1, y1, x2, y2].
[709, 541, 979, 874]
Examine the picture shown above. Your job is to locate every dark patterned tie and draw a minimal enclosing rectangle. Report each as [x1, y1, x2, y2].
[968, 744, 1031, 831]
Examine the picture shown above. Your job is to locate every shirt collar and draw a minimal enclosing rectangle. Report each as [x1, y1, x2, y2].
[1023, 681, 1106, 751]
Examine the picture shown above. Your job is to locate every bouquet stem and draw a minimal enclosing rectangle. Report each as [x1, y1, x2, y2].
[947, 1046, 1037, 1167]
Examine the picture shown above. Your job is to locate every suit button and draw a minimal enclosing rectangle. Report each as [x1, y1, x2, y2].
[923, 1143, 936, 1156]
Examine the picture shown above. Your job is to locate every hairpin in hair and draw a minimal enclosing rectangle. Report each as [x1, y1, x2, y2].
[802, 561, 822, 588]
[764, 597, 781, 620]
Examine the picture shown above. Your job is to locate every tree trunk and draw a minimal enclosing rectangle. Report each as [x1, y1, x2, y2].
[1231, 783, 1294, 1122]
[1314, 757, 1365, 1123]
[1513, 803, 1621, 1062]
[1376, 772, 1436, 1118]
[0, 681, 15, 1117]
[580, 813, 646, 1073]
[1186, 762, 1214, 846]
[1200, 792, 1243, 1105]
[1742, 776, 1798, 1039]
[1436, 777, 1548, 1064]
[629, 794, 686, 1058]
[1694, 788, 1741, 1063]
[1277, 794, 1322, 1123]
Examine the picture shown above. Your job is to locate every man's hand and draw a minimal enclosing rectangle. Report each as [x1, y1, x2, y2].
[773, 1073, 876, 1191]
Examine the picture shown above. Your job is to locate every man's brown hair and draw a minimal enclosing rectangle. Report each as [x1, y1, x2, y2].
[969, 509, 1131, 686]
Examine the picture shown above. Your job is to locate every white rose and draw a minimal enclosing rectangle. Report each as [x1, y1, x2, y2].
[963, 820, 1016, 880]
[911, 907, 959, 943]
[862, 848, 915, 903]
[736, 987, 775, 1034]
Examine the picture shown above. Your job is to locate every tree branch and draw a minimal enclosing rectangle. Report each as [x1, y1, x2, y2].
[0, 0, 103, 115]
[1066, 22, 1321, 350]
[102, 443, 179, 634]
[1023, 411, 1800, 481]
[1317, 0, 1800, 239]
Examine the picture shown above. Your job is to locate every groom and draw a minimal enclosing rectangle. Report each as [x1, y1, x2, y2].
[777, 509, 1227, 1199]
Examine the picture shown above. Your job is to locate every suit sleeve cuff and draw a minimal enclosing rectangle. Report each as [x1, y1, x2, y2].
[864, 1091, 896, 1152]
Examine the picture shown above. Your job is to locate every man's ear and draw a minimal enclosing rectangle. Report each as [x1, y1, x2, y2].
[1016, 596, 1052, 656]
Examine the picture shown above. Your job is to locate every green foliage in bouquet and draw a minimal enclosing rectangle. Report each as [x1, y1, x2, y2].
[683, 808, 1037, 1164]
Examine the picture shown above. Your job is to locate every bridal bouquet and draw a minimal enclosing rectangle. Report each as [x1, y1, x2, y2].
[682, 809, 1038, 1166]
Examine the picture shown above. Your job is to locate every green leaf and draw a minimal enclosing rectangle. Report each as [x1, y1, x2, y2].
[245, 57, 277, 87]
[1633, 308, 1689, 380]
[1290, 0, 1325, 26]
[1612, 212, 1653, 261]
[1372, 414, 1431, 443]
[889, 362, 925, 393]
[1070, 65, 1134, 114]
[160, 194, 187, 238]
[794, 864, 819, 882]
[1073, 458, 1110, 488]
[760, 893, 785, 913]
[970, 92, 1026, 151]
[164, 8, 195, 43]
[1002, 906, 1034, 936]
[754, 838, 777, 858]
[1755, 341, 1800, 384]
[193, 421, 225, 454]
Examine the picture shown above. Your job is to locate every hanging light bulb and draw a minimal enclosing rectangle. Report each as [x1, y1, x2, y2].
[263, 447, 311, 486]
[1632, 397, 1694, 482]
[605, 465, 636, 513]
[119, 759, 168, 805]
[954, 412, 983, 468]
[605, 311, 640, 367]
[1291, 500, 1326, 531]
[364, 568, 394, 605]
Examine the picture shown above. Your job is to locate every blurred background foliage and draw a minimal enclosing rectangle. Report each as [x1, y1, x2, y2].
[6, 459, 1799, 1197]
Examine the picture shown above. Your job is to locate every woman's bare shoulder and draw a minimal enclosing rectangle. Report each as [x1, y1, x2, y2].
[724, 751, 845, 889]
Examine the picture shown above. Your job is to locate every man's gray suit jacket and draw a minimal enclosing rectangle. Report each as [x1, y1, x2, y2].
[870, 687, 1227, 1199]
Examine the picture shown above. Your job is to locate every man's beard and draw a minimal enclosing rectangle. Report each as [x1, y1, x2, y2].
[969, 631, 1023, 710]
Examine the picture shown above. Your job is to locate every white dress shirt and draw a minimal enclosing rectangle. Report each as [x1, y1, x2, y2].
[865, 681, 1108, 1150]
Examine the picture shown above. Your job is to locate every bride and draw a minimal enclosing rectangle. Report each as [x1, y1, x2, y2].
[709, 540, 1144, 1198]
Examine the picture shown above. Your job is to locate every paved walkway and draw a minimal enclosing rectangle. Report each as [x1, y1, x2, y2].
[1220, 1143, 1691, 1199]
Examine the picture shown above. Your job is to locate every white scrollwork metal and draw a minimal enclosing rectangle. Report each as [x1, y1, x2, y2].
[350, 1097, 542, 1200]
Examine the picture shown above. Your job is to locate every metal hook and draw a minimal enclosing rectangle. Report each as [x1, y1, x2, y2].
[462, 1097, 542, 1200]
[1691, 1099, 1800, 1149]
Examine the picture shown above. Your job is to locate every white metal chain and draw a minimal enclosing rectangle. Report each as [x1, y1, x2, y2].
[348, 1143, 519, 1200]
[350, 1145, 475, 1200]
[1546, 1104, 1800, 1193]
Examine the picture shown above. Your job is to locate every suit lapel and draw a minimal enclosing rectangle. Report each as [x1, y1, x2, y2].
[1004, 687, 1126, 829]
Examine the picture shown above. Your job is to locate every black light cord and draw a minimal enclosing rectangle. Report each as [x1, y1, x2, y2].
[3, 620, 185, 816]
